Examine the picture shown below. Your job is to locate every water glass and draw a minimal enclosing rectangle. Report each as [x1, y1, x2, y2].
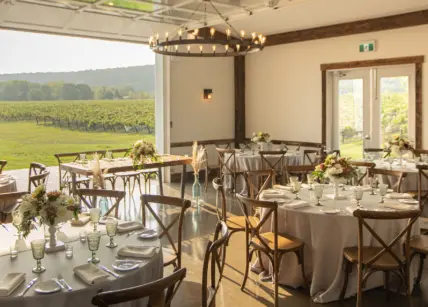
[292, 181, 301, 200]
[90, 208, 101, 231]
[314, 184, 324, 206]
[378, 183, 388, 203]
[79, 230, 87, 243]
[289, 176, 298, 185]
[106, 151, 113, 160]
[368, 177, 377, 195]
[31, 239, 46, 273]
[87, 231, 101, 264]
[65, 244, 73, 259]
[105, 218, 118, 248]
[388, 157, 394, 169]
[353, 187, 364, 208]
[307, 174, 314, 190]
[9, 245, 18, 260]
[239, 143, 246, 152]
[79, 153, 86, 161]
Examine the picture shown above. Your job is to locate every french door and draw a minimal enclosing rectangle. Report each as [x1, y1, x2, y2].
[332, 65, 415, 159]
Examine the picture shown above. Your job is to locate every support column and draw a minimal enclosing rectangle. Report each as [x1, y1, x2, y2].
[234, 55, 245, 147]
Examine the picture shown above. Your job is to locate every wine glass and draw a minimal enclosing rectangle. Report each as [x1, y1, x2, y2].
[105, 218, 118, 248]
[106, 150, 113, 160]
[239, 143, 246, 153]
[87, 231, 101, 264]
[307, 174, 314, 190]
[378, 183, 388, 203]
[90, 208, 101, 231]
[368, 177, 377, 195]
[292, 181, 301, 200]
[31, 239, 46, 273]
[289, 176, 298, 185]
[353, 187, 364, 208]
[388, 156, 394, 170]
[314, 184, 324, 206]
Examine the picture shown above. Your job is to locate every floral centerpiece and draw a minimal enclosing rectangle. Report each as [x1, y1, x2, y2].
[191, 141, 206, 205]
[385, 135, 413, 161]
[251, 132, 271, 151]
[130, 140, 160, 170]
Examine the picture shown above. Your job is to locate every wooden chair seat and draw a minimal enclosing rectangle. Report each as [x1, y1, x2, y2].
[163, 247, 178, 266]
[226, 216, 259, 230]
[409, 235, 428, 254]
[343, 246, 405, 270]
[252, 232, 303, 251]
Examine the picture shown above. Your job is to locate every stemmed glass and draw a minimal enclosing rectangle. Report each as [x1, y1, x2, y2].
[368, 177, 377, 195]
[105, 218, 118, 248]
[239, 143, 246, 153]
[378, 183, 388, 203]
[307, 174, 314, 190]
[292, 181, 301, 200]
[388, 157, 394, 170]
[314, 184, 324, 206]
[31, 239, 46, 273]
[353, 187, 364, 208]
[90, 208, 101, 231]
[87, 231, 101, 264]
[106, 150, 113, 160]
[289, 176, 298, 185]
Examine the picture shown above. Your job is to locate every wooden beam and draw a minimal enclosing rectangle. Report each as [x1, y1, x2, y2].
[170, 138, 234, 148]
[321, 70, 327, 145]
[416, 62, 423, 149]
[234, 55, 246, 147]
[266, 9, 428, 47]
[321, 56, 425, 71]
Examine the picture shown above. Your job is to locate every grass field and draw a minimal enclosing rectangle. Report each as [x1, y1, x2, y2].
[0, 121, 155, 170]
[340, 139, 363, 159]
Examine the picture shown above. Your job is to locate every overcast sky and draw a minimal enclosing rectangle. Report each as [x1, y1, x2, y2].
[0, 30, 155, 74]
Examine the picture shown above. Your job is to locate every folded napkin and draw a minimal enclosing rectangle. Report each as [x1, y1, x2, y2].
[382, 202, 418, 211]
[74, 264, 110, 285]
[117, 221, 144, 233]
[117, 245, 157, 259]
[0, 273, 25, 297]
[384, 193, 413, 199]
[71, 215, 91, 226]
[281, 200, 309, 209]
[261, 192, 287, 199]
[345, 207, 356, 215]
[273, 184, 293, 191]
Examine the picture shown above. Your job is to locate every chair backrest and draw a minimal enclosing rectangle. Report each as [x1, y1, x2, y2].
[364, 148, 391, 159]
[202, 221, 229, 307]
[212, 178, 228, 223]
[413, 149, 428, 158]
[92, 267, 186, 307]
[284, 164, 315, 184]
[349, 161, 376, 185]
[216, 148, 238, 179]
[368, 168, 407, 192]
[259, 151, 287, 174]
[303, 149, 321, 165]
[0, 160, 7, 174]
[28, 162, 49, 192]
[236, 194, 279, 252]
[283, 141, 301, 151]
[76, 189, 125, 218]
[244, 169, 275, 200]
[353, 209, 419, 270]
[0, 191, 28, 218]
[327, 149, 341, 157]
[109, 148, 130, 158]
[417, 164, 428, 210]
[141, 194, 191, 269]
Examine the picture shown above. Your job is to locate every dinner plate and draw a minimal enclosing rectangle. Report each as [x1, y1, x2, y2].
[320, 208, 341, 214]
[34, 280, 61, 294]
[398, 199, 419, 205]
[112, 260, 140, 272]
[139, 229, 158, 239]
[0, 178, 9, 184]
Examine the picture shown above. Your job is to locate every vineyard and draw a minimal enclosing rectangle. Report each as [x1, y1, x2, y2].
[0, 99, 155, 133]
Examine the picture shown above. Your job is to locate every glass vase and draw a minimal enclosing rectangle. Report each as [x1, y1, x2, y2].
[99, 196, 109, 215]
[192, 173, 201, 205]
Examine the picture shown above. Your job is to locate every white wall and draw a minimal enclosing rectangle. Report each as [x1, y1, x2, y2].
[246, 24, 428, 147]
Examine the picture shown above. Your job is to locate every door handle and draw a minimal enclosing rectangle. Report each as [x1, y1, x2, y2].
[364, 134, 371, 140]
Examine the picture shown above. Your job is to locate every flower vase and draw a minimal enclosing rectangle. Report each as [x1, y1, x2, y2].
[331, 178, 347, 200]
[258, 142, 268, 151]
[46, 224, 65, 252]
[192, 173, 201, 205]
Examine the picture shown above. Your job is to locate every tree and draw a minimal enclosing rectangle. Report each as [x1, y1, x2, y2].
[28, 88, 44, 101]
[76, 84, 93, 100]
[61, 83, 79, 100]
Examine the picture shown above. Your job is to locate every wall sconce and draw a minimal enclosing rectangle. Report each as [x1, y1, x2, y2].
[203, 89, 213, 101]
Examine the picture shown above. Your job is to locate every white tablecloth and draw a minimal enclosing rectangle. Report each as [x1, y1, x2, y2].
[0, 176, 18, 212]
[258, 185, 420, 303]
[0, 221, 163, 307]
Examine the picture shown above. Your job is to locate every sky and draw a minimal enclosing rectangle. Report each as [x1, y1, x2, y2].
[0, 30, 155, 74]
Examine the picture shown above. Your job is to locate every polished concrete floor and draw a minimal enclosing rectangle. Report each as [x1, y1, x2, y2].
[5, 168, 428, 306]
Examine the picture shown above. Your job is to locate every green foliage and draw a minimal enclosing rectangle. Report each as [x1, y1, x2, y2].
[341, 125, 356, 138]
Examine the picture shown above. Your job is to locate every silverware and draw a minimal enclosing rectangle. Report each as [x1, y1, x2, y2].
[58, 276, 72, 292]
[99, 265, 120, 278]
[19, 278, 37, 297]
[2, 224, 10, 232]
[52, 278, 64, 290]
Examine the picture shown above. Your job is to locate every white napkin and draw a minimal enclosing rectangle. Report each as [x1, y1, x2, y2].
[73, 264, 110, 285]
[261, 192, 287, 199]
[281, 200, 309, 209]
[0, 273, 25, 297]
[70, 216, 91, 226]
[382, 202, 418, 211]
[117, 245, 157, 258]
[273, 184, 293, 191]
[384, 193, 413, 199]
[117, 221, 144, 233]
[345, 207, 356, 215]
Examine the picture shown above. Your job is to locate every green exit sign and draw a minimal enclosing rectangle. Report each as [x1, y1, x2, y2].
[359, 41, 376, 52]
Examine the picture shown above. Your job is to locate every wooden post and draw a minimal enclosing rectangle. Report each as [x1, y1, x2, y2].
[234, 56, 245, 147]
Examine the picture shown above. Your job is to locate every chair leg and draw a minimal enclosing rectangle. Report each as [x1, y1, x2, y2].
[241, 232, 251, 291]
[340, 259, 352, 301]
[384, 271, 390, 301]
[356, 263, 363, 307]
[274, 251, 279, 307]
[415, 253, 426, 288]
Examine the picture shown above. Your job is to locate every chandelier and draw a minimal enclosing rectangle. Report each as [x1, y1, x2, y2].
[148, 0, 266, 57]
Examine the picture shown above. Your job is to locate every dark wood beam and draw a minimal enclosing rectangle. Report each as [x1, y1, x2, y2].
[266, 9, 428, 47]
[170, 138, 234, 148]
[234, 56, 246, 147]
[321, 56, 424, 71]
[416, 62, 423, 149]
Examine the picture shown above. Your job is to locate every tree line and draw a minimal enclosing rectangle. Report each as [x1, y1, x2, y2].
[0, 80, 154, 101]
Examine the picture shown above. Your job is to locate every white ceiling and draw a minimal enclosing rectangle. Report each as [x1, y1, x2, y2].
[1, 0, 428, 44]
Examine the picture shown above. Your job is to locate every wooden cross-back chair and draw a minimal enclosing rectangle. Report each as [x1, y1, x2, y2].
[259, 150, 287, 184]
[409, 234, 428, 289]
[202, 221, 229, 307]
[0, 160, 7, 174]
[141, 194, 191, 269]
[349, 161, 376, 186]
[340, 209, 420, 307]
[282, 141, 301, 151]
[92, 267, 186, 307]
[216, 148, 245, 192]
[244, 169, 275, 200]
[76, 188, 125, 218]
[284, 164, 315, 184]
[413, 149, 428, 158]
[364, 148, 391, 159]
[0, 191, 28, 223]
[417, 164, 428, 212]
[368, 168, 407, 193]
[236, 194, 308, 307]
[28, 162, 50, 192]
[303, 149, 321, 166]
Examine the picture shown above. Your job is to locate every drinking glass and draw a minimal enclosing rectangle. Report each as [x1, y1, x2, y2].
[90, 208, 101, 231]
[105, 218, 118, 248]
[31, 239, 46, 273]
[79, 230, 87, 243]
[314, 184, 324, 206]
[378, 183, 388, 203]
[87, 231, 101, 264]
[353, 187, 364, 208]
[289, 176, 298, 185]
[368, 177, 377, 195]
[292, 181, 301, 200]
[106, 151, 113, 160]
[9, 245, 18, 260]
[239, 143, 246, 153]
[307, 174, 314, 190]
[65, 244, 73, 259]
[388, 157, 394, 170]
[79, 153, 86, 162]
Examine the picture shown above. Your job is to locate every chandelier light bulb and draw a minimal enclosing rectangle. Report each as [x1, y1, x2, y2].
[226, 28, 231, 39]
[210, 28, 215, 38]
[187, 45, 191, 53]
[212, 45, 216, 54]
[258, 34, 263, 41]
[199, 45, 203, 54]
[193, 28, 199, 37]
[261, 36, 266, 44]
[240, 30, 245, 39]
[251, 32, 256, 41]
[178, 28, 183, 39]
[225, 44, 229, 52]
[175, 45, 179, 52]
[236, 44, 240, 52]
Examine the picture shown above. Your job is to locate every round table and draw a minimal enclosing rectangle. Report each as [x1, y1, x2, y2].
[258, 185, 420, 303]
[0, 175, 18, 211]
[0, 221, 163, 307]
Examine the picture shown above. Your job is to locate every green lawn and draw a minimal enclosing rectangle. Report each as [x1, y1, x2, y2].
[340, 139, 363, 160]
[0, 121, 155, 170]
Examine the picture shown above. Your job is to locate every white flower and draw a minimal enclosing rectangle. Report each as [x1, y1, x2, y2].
[19, 199, 37, 216]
